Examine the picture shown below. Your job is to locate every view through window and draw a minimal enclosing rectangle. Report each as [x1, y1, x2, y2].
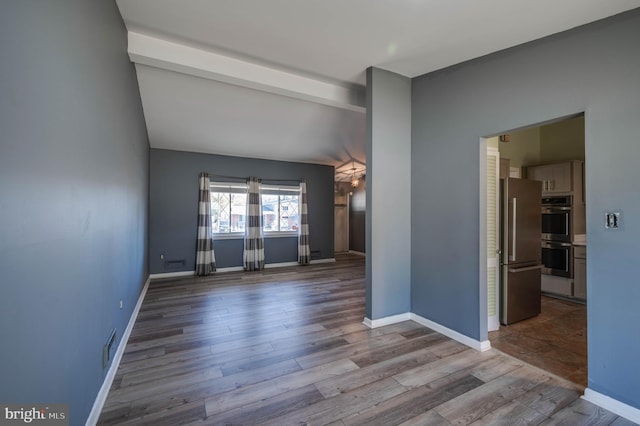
[262, 185, 300, 232]
[210, 183, 247, 234]
[210, 183, 300, 235]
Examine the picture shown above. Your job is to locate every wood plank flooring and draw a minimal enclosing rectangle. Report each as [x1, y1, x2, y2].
[489, 296, 587, 387]
[98, 254, 633, 425]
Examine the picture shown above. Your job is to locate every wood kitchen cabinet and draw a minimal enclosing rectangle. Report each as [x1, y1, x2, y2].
[573, 245, 587, 300]
[526, 161, 583, 199]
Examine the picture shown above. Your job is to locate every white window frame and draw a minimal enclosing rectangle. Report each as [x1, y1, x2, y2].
[261, 184, 300, 237]
[210, 182, 247, 240]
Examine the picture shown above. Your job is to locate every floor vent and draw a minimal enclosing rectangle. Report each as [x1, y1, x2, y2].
[102, 328, 116, 369]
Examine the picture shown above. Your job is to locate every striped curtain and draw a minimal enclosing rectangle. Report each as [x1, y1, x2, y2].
[298, 180, 311, 265]
[195, 172, 216, 275]
[243, 177, 265, 271]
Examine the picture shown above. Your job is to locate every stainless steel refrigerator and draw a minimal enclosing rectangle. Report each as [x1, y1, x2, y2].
[500, 177, 542, 325]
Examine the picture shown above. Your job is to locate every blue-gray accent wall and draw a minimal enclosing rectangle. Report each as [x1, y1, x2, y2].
[149, 149, 334, 272]
[0, 1, 149, 425]
[411, 9, 640, 409]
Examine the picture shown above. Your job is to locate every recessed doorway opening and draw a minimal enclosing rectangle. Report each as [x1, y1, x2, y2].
[481, 113, 587, 387]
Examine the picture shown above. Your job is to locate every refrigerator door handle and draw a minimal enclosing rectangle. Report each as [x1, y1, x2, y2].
[508, 265, 543, 273]
[509, 197, 517, 262]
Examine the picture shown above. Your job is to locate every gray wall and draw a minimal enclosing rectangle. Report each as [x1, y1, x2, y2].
[0, 2, 149, 425]
[366, 67, 412, 320]
[149, 149, 334, 272]
[411, 9, 640, 409]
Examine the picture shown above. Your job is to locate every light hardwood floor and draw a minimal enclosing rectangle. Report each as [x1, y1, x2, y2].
[98, 254, 634, 425]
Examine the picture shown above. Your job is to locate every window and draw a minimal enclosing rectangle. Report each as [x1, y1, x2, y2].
[261, 185, 300, 233]
[210, 182, 300, 237]
[210, 183, 247, 235]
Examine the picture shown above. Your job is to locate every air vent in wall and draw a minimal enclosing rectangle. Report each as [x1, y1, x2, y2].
[102, 328, 116, 369]
[164, 259, 186, 269]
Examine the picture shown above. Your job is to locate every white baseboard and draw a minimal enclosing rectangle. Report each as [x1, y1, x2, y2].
[363, 313, 412, 328]
[215, 266, 245, 273]
[150, 259, 336, 279]
[410, 313, 492, 352]
[86, 275, 151, 426]
[311, 258, 336, 264]
[265, 261, 298, 268]
[264, 259, 336, 267]
[215, 259, 337, 273]
[488, 317, 500, 333]
[348, 250, 366, 256]
[149, 270, 195, 279]
[582, 388, 640, 424]
[362, 312, 490, 352]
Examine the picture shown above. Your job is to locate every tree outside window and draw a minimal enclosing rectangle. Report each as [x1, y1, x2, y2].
[210, 184, 247, 234]
[261, 186, 299, 233]
[210, 183, 299, 235]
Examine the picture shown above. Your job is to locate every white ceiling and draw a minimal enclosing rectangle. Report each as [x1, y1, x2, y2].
[116, 0, 639, 180]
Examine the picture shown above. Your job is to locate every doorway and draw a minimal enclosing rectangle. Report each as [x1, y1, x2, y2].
[335, 204, 349, 253]
[482, 113, 588, 387]
[334, 183, 350, 253]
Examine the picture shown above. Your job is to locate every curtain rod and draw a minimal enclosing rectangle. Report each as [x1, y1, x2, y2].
[207, 173, 303, 184]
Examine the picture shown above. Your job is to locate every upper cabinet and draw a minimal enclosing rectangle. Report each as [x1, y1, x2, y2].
[526, 160, 584, 201]
[499, 158, 510, 179]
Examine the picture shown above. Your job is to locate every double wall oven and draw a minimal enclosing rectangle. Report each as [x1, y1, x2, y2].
[541, 196, 573, 278]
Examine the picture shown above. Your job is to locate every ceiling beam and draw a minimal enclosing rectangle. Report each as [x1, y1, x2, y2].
[127, 32, 366, 113]
[335, 158, 367, 170]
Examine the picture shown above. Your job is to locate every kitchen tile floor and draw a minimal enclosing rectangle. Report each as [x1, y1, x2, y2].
[489, 295, 587, 387]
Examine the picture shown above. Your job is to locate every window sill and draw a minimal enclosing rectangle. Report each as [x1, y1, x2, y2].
[213, 232, 298, 240]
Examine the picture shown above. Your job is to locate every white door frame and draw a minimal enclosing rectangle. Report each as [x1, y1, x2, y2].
[478, 138, 489, 339]
[486, 145, 500, 332]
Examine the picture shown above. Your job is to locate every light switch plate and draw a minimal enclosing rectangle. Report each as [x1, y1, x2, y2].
[605, 211, 621, 229]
